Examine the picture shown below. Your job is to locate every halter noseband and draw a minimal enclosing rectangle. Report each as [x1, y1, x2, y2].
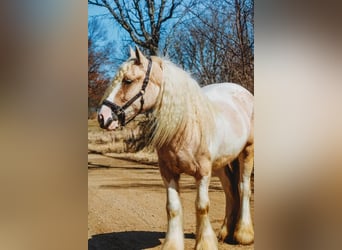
[100, 58, 152, 127]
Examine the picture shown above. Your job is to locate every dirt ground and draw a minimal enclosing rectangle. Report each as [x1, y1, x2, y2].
[88, 154, 254, 250]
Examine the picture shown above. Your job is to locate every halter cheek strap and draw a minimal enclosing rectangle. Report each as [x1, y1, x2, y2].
[101, 58, 152, 126]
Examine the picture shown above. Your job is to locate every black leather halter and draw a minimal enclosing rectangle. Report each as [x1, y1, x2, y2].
[100, 58, 152, 127]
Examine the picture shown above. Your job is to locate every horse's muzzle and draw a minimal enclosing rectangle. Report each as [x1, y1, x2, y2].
[97, 112, 118, 129]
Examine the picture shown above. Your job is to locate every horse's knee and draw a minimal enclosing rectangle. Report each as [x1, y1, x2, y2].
[166, 201, 182, 220]
[196, 204, 209, 217]
[167, 206, 181, 218]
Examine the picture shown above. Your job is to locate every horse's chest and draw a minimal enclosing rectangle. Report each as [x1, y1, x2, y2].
[158, 149, 202, 176]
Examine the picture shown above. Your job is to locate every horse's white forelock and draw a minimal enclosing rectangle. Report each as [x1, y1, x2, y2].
[148, 59, 216, 149]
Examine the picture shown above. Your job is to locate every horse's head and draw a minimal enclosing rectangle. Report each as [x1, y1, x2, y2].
[98, 47, 162, 130]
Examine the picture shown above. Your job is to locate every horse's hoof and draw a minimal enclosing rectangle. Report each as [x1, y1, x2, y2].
[161, 240, 184, 250]
[195, 234, 218, 250]
[233, 223, 254, 245]
[217, 226, 228, 242]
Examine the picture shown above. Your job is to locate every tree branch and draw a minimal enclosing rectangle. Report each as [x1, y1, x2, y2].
[160, 0, 181, 24]
[147, 0, 156, 36]
[88, 0, 105, 7]
[133, 0, 149, 39]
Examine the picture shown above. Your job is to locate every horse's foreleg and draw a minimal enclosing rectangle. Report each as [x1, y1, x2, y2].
[234, 143, 254, 244]
[161, 173, 184, 250]
[195, 175, 218, 250]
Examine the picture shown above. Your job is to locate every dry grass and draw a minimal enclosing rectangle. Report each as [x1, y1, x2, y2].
[88, 119, 158, 165]
[104, 152, 158, 165]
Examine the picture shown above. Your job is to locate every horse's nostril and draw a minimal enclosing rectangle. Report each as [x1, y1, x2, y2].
[98, 114, 104, 128]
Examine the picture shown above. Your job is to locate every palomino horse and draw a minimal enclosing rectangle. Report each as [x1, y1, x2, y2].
[98, 47, 254, 250]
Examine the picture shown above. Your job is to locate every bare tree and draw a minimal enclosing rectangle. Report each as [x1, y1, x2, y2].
[88, 0, 253, 92]
[88, 0, 183, 55]
[88, 18, 117, 118]
[230, 0, 254, 92]
[166, 0, 254, 93]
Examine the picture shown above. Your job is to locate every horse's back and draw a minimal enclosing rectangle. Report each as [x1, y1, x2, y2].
[202, 82, 253, 110]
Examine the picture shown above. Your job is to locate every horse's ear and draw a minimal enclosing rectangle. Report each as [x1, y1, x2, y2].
[135, 46, 147, 65]
[129, 47, 135, 58]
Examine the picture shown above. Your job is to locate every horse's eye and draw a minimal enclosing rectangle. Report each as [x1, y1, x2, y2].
[123, 79, 133, 85]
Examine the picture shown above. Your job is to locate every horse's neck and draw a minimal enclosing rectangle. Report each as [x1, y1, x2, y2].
[150, 62, 215, 149]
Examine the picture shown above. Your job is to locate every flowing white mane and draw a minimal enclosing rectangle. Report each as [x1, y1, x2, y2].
[148, 59, 216, 149]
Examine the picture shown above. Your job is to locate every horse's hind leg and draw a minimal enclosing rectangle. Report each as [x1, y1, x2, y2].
[215, 160, 239, 242]
[234, 142, 254, 244]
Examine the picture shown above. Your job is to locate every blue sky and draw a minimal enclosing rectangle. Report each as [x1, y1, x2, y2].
[88, 5, 121, 44]
[88, 4, 132, 77]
